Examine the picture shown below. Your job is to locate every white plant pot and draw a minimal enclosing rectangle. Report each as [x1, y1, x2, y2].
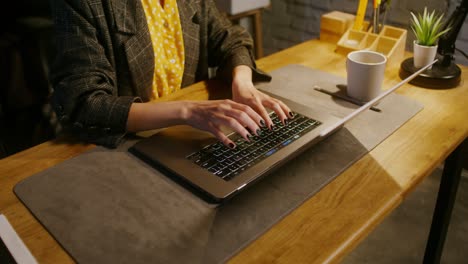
[413, 41, 437, 69]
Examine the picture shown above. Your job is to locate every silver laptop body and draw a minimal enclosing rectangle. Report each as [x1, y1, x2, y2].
[129, 62, 434, 202]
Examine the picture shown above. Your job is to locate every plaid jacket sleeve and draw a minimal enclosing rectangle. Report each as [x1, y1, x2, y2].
[49, 0, 139, 147]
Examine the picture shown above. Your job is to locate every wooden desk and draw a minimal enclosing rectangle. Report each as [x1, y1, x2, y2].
[0, 40, 467, 263]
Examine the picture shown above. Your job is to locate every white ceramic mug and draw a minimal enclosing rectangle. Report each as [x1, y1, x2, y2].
[346, 50, 387, 102]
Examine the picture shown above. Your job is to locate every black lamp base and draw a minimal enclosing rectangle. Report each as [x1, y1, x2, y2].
[399, 58, 461, 89]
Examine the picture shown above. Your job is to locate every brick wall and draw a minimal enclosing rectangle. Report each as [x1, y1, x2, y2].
[262, 0, 468, 65]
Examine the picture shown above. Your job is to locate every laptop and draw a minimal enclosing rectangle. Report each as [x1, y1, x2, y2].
[129, 62, 434, 203]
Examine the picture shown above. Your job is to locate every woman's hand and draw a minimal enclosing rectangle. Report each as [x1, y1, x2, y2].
[231, 65, 293, 129]
[128, 100, 263, 148]
[127, 65, 293, 148]
[184, 100, 264, 147]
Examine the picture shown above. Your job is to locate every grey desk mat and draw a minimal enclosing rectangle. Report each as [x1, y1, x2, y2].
[14, 65, 423, 264]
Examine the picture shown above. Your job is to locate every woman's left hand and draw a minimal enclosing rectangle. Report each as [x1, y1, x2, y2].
[231, 66, 293, 130]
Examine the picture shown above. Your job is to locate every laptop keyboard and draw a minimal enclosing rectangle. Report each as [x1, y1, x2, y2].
[186, 112, 321, 181]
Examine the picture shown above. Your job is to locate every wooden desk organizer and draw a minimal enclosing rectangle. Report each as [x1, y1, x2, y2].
[320, 11, 356, 43]
[336, 23, 407, 66]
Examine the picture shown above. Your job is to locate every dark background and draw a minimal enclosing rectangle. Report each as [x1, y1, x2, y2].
[0, 1, 57, 158]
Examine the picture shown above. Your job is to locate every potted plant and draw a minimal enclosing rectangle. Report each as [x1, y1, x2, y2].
[410, 7, 451, 68]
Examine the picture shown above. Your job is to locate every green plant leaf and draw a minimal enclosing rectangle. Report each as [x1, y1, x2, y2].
[410, 6, 451, 46]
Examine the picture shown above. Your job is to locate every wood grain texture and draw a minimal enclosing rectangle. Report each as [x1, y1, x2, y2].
[0, 39, 466, 264]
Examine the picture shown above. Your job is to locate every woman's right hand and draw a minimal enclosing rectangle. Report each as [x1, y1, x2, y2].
[183, 99, 265, 148]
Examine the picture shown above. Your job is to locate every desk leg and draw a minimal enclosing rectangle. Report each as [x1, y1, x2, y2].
[253, 11, 263, 59]
[423, 138, 467, 264]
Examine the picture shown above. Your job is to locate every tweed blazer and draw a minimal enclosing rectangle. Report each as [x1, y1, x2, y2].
[49, 0, 271, 147]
